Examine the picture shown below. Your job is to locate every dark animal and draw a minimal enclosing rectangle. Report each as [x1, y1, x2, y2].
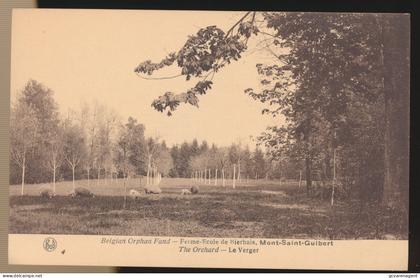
[40, 188, 54, 198]
[190, 185, 199, 194]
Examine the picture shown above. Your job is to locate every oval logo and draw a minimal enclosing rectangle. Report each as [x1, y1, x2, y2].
[43, 237, 57, 252]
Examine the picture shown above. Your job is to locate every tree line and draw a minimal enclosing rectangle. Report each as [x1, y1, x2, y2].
[10, 80, 283, 194]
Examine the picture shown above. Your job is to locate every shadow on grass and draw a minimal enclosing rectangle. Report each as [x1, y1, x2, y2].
[9, 190, 407, 239]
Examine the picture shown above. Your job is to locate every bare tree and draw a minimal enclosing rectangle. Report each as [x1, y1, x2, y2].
[115, 124, 130, 209]
[97, 107, 118, 184]
[10, 102, 39, 195]
[63, 120, 86, 191]
[154, 146, 173, 178]
[79, 102, 98, 185]
[145, 137, 160, 186]
[46, 125, 65, 194]
[215, 148, 229, 187]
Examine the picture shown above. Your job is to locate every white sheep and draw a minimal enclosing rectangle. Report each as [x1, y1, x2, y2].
[129, 189, 142, 199]
[180, 189, 191, 195]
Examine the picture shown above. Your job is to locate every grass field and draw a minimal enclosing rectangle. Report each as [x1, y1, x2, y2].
[9, 178, 407, 239]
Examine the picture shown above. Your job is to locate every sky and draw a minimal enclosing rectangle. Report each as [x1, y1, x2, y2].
[11, 9, 282, 148]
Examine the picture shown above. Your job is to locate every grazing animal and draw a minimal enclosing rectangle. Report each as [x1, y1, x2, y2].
[190, 185, 199, 194]
[144, 185, 162, 194]
[69, 187, 95, 198]
[181, 189, 191, 195]
[40, 188, 54, 198]
[129, 189, 142, 199]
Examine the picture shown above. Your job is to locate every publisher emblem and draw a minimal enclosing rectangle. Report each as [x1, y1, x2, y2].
[43, 237, 57, 252]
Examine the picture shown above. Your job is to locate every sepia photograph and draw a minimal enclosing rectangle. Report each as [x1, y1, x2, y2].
[8, 9, 409, 268]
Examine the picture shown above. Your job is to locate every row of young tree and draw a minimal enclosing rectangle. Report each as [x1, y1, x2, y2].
[171, 140, 289, 183]
[10, 80, 281, 194]
[134, 13, 409, 213]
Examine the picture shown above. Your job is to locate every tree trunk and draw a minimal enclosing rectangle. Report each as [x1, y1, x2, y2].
[208, 169, 211, 185]
[123, 172, 127, 209]
[233, 164, 236, 189]
[153, 167, 155, 185]
[305, 157, 312, 196]
[87, 168, 90, 185]
[207, 169, 210, 185]
[97, 166, 100, 185]
[237, 161, 241, 184]
[380, 14, 410, 210]
[154, 167, 157, 185]
[324, 148, 331, 180]
[53, 166, 56, 194]
[72, 165, 75, 191]
[21, 156, 25, 196]
[298, 170, 302, 188]
[331, 148, 336, 206]
[215, 169, 218, 186]
[222, 169, 225, 187]
[146, 156, 151, 186]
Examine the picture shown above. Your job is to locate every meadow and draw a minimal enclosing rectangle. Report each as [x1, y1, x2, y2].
[9, 178, 407, 239]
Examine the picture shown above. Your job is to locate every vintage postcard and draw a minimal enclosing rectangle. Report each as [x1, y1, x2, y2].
[8, 9, 409, 270]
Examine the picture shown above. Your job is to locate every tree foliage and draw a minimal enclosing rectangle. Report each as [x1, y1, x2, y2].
[134, 13, 257, 115]
[134, 12, 409, 210]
